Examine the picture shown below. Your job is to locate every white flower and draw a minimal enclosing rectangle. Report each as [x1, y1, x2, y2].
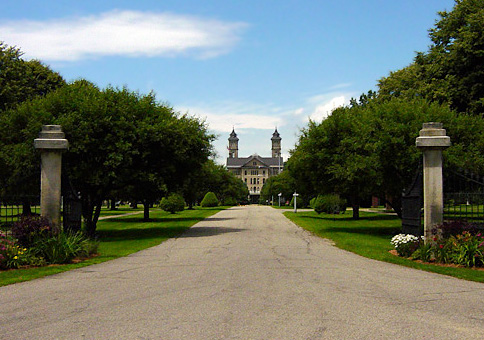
[391, 234, 420, 247]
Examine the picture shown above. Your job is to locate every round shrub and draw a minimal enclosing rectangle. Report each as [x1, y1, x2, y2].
[160, 193, 185, 214]
[201, 192, 219, 207]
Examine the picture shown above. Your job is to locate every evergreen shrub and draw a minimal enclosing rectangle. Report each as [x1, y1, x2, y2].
[201, 192, 219, 207]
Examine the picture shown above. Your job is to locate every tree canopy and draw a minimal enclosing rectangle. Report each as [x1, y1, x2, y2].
[378, 0, 484, 115]
[287, 97, 483, 219]
[0, 42, 65, 112]
[0, 80, 214, 235]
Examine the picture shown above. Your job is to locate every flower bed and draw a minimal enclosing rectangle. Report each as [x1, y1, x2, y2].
[391, 222, 484, 268]
[1, 216, 97, 270]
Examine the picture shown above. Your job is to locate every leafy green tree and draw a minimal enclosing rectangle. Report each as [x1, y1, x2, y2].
[378, 0, 484, 115]
[0, 80, 214, 235]
[182, 160, 247, 208]
[260, 170, 295, 205]
[287, 96, 478, 219]
[0, 42, 65, 112]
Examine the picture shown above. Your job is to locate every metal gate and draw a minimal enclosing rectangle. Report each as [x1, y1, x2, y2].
[401, 166, 423, 236]
[62, 175, 82, 232]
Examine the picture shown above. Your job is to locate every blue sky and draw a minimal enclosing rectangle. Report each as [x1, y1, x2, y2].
[1, 0, 456, 164]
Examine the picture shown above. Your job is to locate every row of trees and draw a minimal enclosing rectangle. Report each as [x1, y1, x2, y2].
[0, 43, 247, 236]
[262, 0, 484, 219]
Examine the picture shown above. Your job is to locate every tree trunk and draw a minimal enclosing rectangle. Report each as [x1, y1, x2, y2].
[110, 199, 117, 210]
[350, 194, 360, 220]
[83, 195, 102, 238]
[22, 199, 32, 216]
[143, 201, 150, 221]
[352, 204, 360, 220]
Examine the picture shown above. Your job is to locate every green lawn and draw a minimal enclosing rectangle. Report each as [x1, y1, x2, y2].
[284, 210, 484, 283]
[0, 207, 226, 287]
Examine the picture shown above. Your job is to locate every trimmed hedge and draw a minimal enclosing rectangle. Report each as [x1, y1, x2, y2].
[313, 194, 346, 214]
[160, 193, 185, 214]
[201, 192, 219, 207]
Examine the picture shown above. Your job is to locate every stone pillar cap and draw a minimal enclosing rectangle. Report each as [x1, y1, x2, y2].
[34, 125, 69, 150]
[416, 122, 450, 149]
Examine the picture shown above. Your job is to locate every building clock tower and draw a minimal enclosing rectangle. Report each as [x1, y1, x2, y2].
[271, 128, 281, 158]
[228, 128, 239, 158]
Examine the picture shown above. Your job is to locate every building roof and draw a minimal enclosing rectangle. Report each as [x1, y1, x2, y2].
[271, 128, 281, 140]
[226, 154, 283, 168]
[228, 128, 239, 141]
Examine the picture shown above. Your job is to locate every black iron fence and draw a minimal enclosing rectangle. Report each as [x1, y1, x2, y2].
[0, 196, 41, 236]
[402, 167, 484, 236]
[444, 169, 484, 226]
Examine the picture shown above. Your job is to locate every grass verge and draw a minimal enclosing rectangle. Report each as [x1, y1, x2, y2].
[284, 210, 484, 283]
[0, 207, 225, 287]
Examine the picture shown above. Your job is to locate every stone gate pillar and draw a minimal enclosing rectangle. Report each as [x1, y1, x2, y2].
[34, 125, 69, 231]
[416, 122, 450, 243]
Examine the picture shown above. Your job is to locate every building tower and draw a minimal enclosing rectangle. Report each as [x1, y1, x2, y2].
[271, 128, 281, 158]
[228, 128, 239, 158]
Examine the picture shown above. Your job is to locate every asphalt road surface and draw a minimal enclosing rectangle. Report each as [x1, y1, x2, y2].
[1, 205, 484, 339]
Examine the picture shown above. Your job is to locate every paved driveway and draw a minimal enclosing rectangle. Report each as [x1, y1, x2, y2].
[1, 206, 484, 339]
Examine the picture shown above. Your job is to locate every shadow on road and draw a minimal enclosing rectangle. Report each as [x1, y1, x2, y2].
[181, 226, 245, 237]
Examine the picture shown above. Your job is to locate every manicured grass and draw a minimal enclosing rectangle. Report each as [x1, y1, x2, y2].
[97, 206, 144, 217]
[0, 207, 226, 287]
[284, 210, 484, 283]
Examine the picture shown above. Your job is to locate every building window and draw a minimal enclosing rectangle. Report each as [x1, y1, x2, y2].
[245, 170, 247, 175]
[253, 162, 257, 165]
[263, 170, 265, 175]
[257, 178, 259, 184]
[244, 178, 247, 183]
[263, 178, 265, 184]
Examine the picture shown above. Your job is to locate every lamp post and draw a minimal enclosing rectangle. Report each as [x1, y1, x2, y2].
[278, 193, 282, 207]
[293, 192, 299, 213]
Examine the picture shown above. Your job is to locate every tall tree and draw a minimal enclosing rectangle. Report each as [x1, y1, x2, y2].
[378, 0, 484, 115]
[0, 42, 65, 112]
[0, 80, 214, 235]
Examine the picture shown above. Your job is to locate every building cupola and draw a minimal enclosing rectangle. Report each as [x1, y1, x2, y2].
[271, 128, 281, 158]
[228, 128, 239, 158]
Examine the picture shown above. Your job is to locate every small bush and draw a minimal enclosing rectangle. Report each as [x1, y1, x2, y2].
[30, 231, 98, 264]
[11, 215, 53, 247]
[313, 194, 346, 214]
[201, 192, 219, 207]
[160, 193, 185, 214]
[434, 221, 479, 239]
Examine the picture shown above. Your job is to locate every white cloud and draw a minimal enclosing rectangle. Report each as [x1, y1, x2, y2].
[0, 10, 248, 61]
[309, 95, 347, 121]
[182, 102, 285, 133]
